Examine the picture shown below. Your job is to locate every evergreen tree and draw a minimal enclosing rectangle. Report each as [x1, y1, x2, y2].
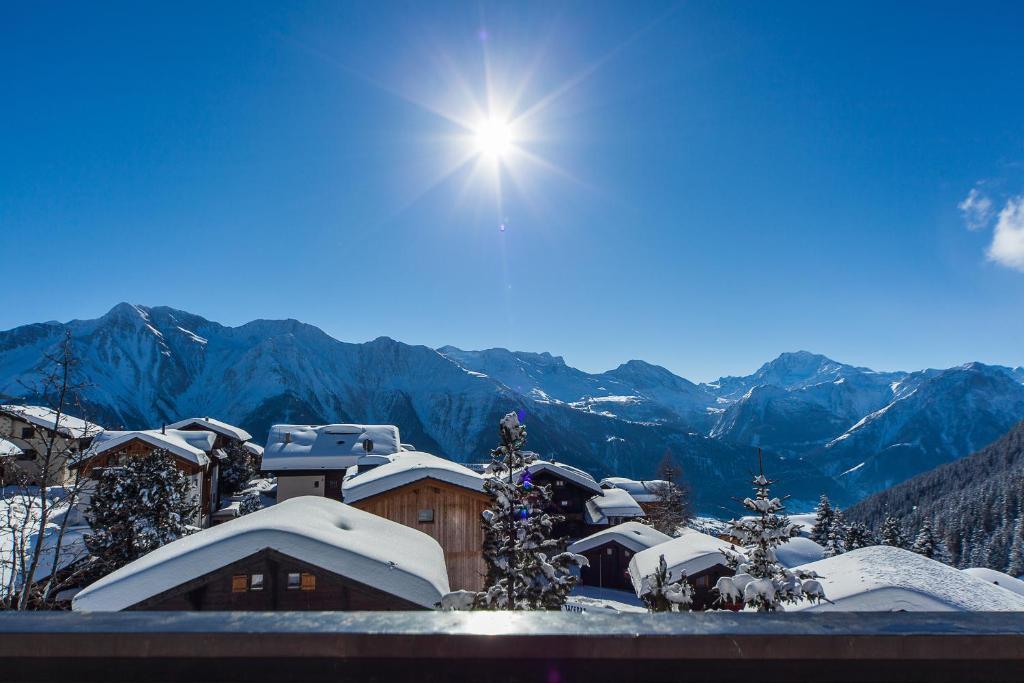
[880, 515, 908, 549]
[714, 452, 826, 612]
[811, 494, 835, 546]
[646, 451, 692, 536]
[822, 509, 848, 557]
[219, 443, 257, 495]
[239, 489, 263, 515]
[639, 554, 692, 612]
[85, 449, 196, 577]
[844, 521, 875, 551]
[1008, 517, 1024, 578]
[473, 412, 585, 610]
[911, 520, 938, 559]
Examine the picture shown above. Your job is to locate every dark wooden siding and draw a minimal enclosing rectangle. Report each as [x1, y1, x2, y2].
[530, 471, 595, 540]
[578, 541, 635, 591]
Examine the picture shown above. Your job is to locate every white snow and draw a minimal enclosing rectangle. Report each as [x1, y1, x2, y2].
[791, 546, 1024, 612]
[569, 521, 671, 555]
[77, 429, 214, 467]
[839, 461, 866, 477]
[0, 405, 103, 439]
[167, 417, 252, 443]
[243, 442, 264, 457]
[962, 567, 1024, 598]
[261, 424, 401, 471]
[583, 489, 645, 525]
[342, 451, 485, 504]
[599, 477, 669, 504]
[0, 437, 23, 457]
[628, 527, 738, 596]
[487, 460, 603, 496]
[175, 327, 208, 345]
[775, 536, 826, 567]
[0, 492, 89, 599]
[72, 496, 450, 611]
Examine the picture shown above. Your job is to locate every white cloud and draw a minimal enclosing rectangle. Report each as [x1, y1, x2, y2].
[987, 196, 1024, 272]
[958, 187, 993, 230]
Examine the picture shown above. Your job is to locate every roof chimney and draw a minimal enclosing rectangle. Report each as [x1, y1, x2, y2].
[161, 423, 166, 435]
[284, 431, 292, 445]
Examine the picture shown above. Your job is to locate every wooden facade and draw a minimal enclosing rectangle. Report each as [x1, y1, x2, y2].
[577, 540, 636, 591]
[530, 470, 596, 541]
[350, 478, 488, 592]
[688, 563, 736, 611]
[126, 548, 424, 611]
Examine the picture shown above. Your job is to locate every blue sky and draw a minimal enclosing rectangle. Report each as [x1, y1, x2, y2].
[3, 1, 1024, 381]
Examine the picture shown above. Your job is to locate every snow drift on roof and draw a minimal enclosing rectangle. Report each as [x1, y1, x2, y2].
[343, 452, 485, 504]
[961, 567, 1024, 598]
[79, 429, 215, 467]
[775, 536, 826, 568]
[72, 496, 450, 611]
[599, 477, 668, 503]
[262, 424, 401, 471]
[584, 488, 645, 525]
[629, 527, 738, 596]
[0, 405, 102, 439]
[243, 442, 264, 456]
[0, 437, 23, 457]
[792, 546, 1024, 612]
[569, 522, 671, 555]
[167, 417, 252, 443]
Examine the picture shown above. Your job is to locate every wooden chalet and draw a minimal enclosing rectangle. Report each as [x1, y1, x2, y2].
[628, 527, 739, 610]
[167, 416, 253, 451]
[599, 477, 670, 515]
[517, 460, 605, 540]
[568, 522, 672, 592]
[71, 497, 450, 612]
[342, 452, 488, 592]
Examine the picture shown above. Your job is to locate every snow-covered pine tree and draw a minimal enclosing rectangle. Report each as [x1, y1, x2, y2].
[646, 451, 691, 536]
[811, 494, 835, 546]
[639, 554, 692, 612]
[844, 521, 875, 550]
[219, 443, 257, 495]
[85, 448, 197, 577]
[473, 412, 585, 610]
[880, 515, 908, 549]
[912, 521, 938, 559]
[714, 452, 826, 612]
[1008, 518, 1024, 578]
[823, 508, 848, 557]
[239, 489, 263, 515]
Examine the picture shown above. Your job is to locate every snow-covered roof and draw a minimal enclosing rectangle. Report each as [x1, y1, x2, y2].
[0, 437, 23, 457]
[72, 496, 450, 611]
[261, 424, 401, 471]
[0, 405, 102, 439]
[569, 522, 672, 555]
[243, 442, 264, 457]
[343, 451, 485, 504]
[629, 527, 737, 596]
[961, 567, 1024, 598]
[506, 461, 602, 495]
[599, 477, 668, 503]
[791, 546, 1024, 612]
[775, 536, 826, 568]
[584, 488, 645, 525]
[77, 429, 215, 467]
[167, 417, 252, 443]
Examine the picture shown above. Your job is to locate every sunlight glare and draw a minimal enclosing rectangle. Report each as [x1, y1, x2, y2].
[474, 118, 513, 158]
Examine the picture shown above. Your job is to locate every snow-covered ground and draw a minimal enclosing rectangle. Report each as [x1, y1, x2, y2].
[565, 585, 647, 614]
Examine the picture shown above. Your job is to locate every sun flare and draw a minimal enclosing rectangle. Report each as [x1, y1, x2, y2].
[474, 118, 513, 158]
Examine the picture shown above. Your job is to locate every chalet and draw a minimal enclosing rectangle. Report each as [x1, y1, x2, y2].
[167, 416, 253, 450]
[262, 424, 401, 502]
[342, 451, 488, 592]
[71, 497, 450, 612]
[0, 405, 102, 486]
[499, 460, 604, 540]
[72, 428, 219, 526]
[583, 488, 646, 528]
[628, 527, 738, 610]
[569, 522, 671, 591]
[599, 477, 669, 514]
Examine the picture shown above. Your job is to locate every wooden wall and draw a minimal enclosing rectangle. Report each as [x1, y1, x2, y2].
[351, 479, 488, 592]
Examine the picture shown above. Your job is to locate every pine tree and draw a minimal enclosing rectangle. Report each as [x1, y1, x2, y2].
[811, 494, 835, 546]
[1008, 517, 1024, 578]
[844, 521, 875, 551]
[911, 520, 937, 559]
[85, 449, 197, 577]
[239, 489, 263, 515]
[646, 451, 691, 536]
[714, 452, 826, 612]
[822, 508, 848, 557]
[473, 412, 585, 610]
[219, 443, 257, 495]
[880, 515, 908, 549]
[639, 554, 692, 612]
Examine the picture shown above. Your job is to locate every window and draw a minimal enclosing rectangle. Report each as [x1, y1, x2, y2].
[250, 574, 264, 591]
[300, 573, 316, 591]
[696, 575, 709, 588]
[560, 500, 569, 507]
[287, 573, 301, 590]
[21, 427, 34, 439]
[417, 508, 434, 523]
[16, 448, 36, 461]
[606, 548, 614, 556]
[313, 480, 319, 488]
[554, 480, 565, 487]
[231, 575, 247, 593]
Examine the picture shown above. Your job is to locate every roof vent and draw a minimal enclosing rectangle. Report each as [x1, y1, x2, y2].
[284, 432, 292, 445]
[363, 439, 374, 453]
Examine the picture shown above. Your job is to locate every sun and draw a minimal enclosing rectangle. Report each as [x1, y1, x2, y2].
[473, 117, 513, 158]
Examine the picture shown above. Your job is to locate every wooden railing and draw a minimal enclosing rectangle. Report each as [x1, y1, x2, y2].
[1, 610, 1022, 682]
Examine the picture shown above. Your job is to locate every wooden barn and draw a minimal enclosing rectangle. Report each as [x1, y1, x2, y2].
[628, 527, 739, 610]
[515, 460, 605, 540]
[71, 497, 450, 612]
[583, 487, 646, 530]
[569, 522, 672, 592]
[343, 452, 488, 592]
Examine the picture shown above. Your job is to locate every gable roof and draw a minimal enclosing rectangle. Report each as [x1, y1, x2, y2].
[0, 438, 22, 457]
[72, 497, 450, 611]
[0, 405, 102, 439]
[343, 451, 485, 504]
[261, 424, 401, 471]
[599, 477, 669, 504]
[962, 567, 1024, 598]
[792, 546, 1024, 612]
[628, 527, 737, 596]
[569, 521, 671, 555]
[584, 488, 645, 525]
[77, 429, 215, 467]
[167, 417, 252, 443]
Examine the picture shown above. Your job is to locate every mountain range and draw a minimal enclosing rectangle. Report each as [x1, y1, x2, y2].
[2, 303, 1023, 514]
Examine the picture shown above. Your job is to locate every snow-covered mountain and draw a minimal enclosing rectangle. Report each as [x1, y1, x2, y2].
[2, 304, 1022, 508]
